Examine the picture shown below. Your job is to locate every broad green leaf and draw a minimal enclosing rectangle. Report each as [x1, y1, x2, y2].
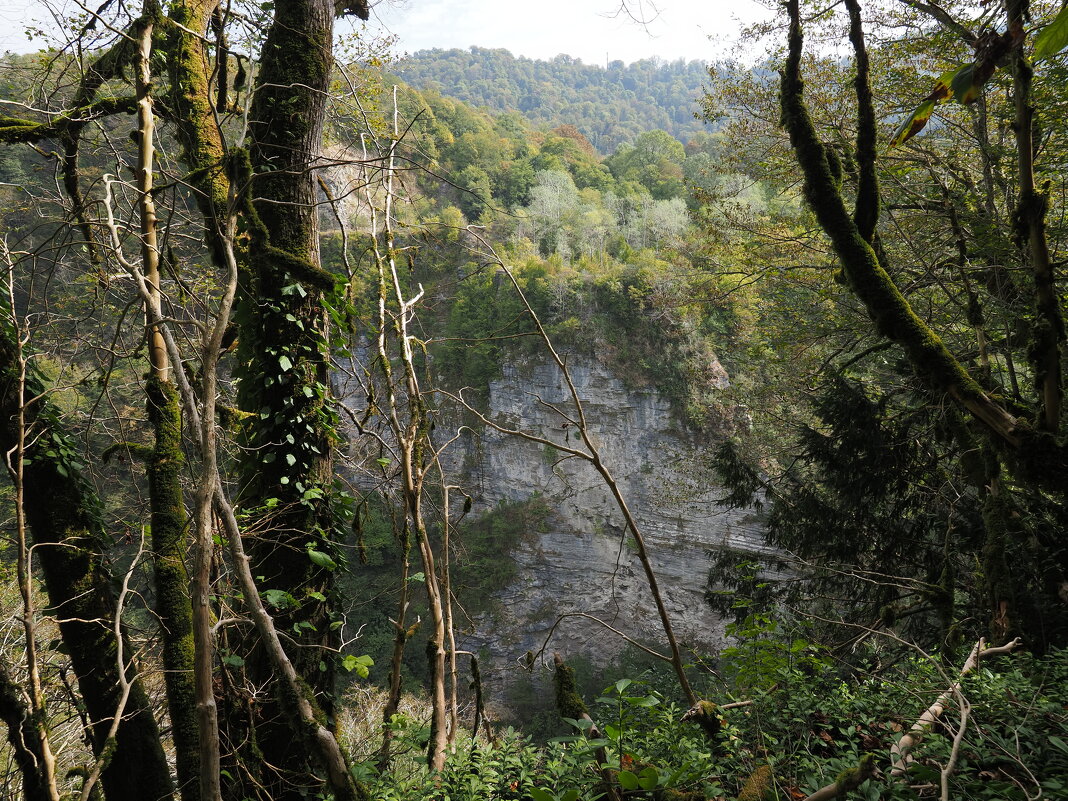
[638, 766, 660, 791]
[617, 770, 640, 791]
[1034, 5, 1068, 60]
[341, 653, 373, 677]
[278, 354, 293, 371]
[888, 98, 936, 150]
[528, 789, 555, 801]
[306, 547, 337, 570]
[928, 66, 960, 102]
[626, 694, 661, 707]
[261, 588, 292, 608]
[949, 62, 982, 104]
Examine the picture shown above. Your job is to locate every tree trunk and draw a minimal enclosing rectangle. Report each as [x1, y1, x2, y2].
[138, 25, 200, 797]
[235, 0, 343, 794]
[0, 332, 174, 801]
[0, 654, 54, 801]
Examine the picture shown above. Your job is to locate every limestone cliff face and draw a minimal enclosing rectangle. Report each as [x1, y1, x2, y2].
[453, 356, 767, 686]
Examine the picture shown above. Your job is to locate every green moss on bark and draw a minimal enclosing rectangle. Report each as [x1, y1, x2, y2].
[552, 659, 589, 721]
[146, 376, 199, 801]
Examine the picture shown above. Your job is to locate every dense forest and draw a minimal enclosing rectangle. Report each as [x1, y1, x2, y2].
[0, 1, 1066, 801]
[389, 47, 712, 152]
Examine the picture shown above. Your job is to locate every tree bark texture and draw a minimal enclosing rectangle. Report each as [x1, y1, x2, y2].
[235, 0, 343, 794]
[0, 654, 53, 801]
[0, 332, 174, 801]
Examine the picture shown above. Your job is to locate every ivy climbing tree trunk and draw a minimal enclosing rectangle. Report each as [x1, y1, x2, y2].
[233, 0, 365, 795]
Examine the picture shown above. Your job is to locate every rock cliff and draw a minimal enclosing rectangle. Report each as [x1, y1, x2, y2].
[451, 356, 767, 695]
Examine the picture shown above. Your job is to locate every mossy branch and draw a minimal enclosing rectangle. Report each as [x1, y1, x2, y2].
[803, 753, 876, 801]
[0, 98, 137, 145]
[844, 0, 878, 243]
[779, 0, 1068, 491]
[680, 699, 723, 744]
[737, 764, 774, 801]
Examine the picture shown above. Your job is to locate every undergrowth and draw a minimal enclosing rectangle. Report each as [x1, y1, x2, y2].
[346, 627, 1068, 801]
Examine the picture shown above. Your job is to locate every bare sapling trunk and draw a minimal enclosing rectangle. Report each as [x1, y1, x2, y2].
[2, 247, 60, 801]
[360, 95, 458, 771]
[377, 513, 413, 771]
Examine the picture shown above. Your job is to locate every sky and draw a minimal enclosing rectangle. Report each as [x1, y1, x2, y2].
[2, 0, 776, 64]
[359, 0, 774, 65]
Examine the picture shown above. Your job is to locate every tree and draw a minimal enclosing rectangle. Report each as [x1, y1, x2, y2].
[767, 0, 1068, 645]
[0, 0, 373, 797]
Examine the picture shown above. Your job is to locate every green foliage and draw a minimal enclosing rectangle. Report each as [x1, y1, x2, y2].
[390, 48, 713, 154]
[436, 266, 538, 392]
[353, 638, 1067, 800]
[453, 496, 550, 609]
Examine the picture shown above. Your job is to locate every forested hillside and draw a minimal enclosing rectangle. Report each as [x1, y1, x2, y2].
[0, 1, 1066, 801]
[390, 47, 712, 152]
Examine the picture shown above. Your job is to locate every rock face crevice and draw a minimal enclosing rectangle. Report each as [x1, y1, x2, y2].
[451, 356, 767, 693]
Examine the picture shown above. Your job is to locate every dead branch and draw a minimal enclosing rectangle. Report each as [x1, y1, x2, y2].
[890, 637, 1023, 778]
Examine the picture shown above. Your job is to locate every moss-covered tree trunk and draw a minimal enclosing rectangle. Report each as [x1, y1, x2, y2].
[778, 0, 1068, 492]
[232, 0, 357, 795]
[0, 331, 174, 801]
[1007, 0, 1064, 433]
[147, 377, 199, 800]
[136, 27, 200, 797]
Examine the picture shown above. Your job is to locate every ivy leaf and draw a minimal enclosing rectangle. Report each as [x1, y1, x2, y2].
[278, 354, 293, 371]
[1034, 5, 1068, 61]
[341, 653, 373, 677]
[261, 588, 292, 608]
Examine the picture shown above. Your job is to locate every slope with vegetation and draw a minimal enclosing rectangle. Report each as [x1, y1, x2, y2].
[390, 47, 713, 153]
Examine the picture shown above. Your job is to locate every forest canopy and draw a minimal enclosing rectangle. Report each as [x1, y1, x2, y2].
[0, 1, 1065, 800]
